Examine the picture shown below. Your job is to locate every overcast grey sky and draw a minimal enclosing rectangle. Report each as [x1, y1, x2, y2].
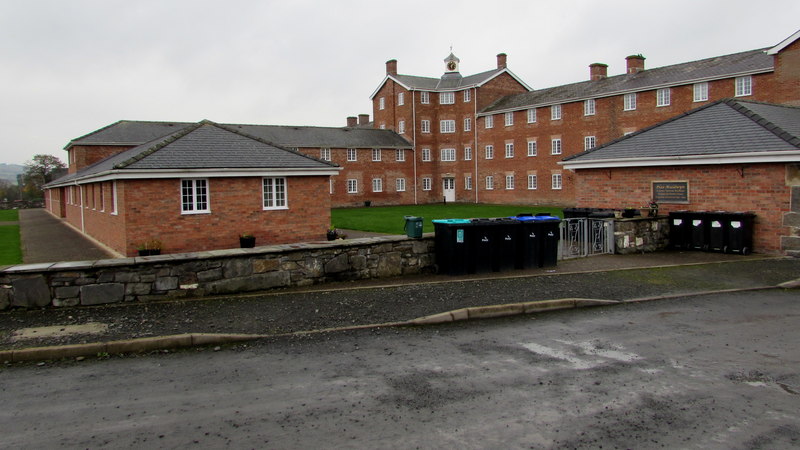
[1, 0, 798, 165]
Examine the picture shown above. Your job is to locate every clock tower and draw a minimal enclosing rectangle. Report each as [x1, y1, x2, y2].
[444, 52, 460, 73]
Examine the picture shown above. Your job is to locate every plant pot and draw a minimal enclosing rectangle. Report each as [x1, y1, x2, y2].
[622, 209, 638, 218]
[326, 230, 337, 241]
[239, 236, 256, 248]
[614, 210, 623, 219]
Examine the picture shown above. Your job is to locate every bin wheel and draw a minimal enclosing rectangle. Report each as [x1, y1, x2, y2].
[742, 247, 750, 256]
[723, 245, 729, 254]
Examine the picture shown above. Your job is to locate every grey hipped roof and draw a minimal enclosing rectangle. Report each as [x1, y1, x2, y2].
[483, 48, 773, 114]
[48, 121, 340, 186]
[562, 99, 800, 167]
[66, 120, 412, 150]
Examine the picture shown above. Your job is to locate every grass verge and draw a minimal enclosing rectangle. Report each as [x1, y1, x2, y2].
[0, 209, 19, 222]
[0, 225, 22, 265]
[332, 203, 562, 234]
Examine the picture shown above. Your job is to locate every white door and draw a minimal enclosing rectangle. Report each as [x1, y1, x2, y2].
[443, 178, 455, 203]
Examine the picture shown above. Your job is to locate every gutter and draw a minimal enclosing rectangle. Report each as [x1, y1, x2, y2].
[560, 150, 800, 170]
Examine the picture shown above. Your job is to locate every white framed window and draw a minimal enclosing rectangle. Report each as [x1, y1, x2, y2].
[465, 176, 472, 190]
[441, 148, 456, 161]
[320, 148, 331, 161]
[420, 91, 430, 104]
[421, 120, 431, 133]
[111, 181, 118, 215]
[693, 82, 709, 102]
[263, 177, 287, 209]
[464, 90, 471, 102]
[396, 178, 406, 192]
[372, 178, 383, 193]
[329, 179, 334, 195]
[347, 148, 357, 161]
[485, 176, 494, 190]
[372, 148, 381, 161]
[551, 104, 562, 120]
[379, 124, 385, 129]
[398, 92, 405, 106]
[505, 175, 515, 190]
[422, 148, 431, 161]
[552, 173, 562, 190]
[440, 120, 456, 133]
[440, 92, 455, 104]
[584, 136, 596, 150]
[347, 179, 358, 194]
[656, 88, 671, 107]
[181, 179, 209, 214]
[422, 177, 432, 191]
[584, 99, 596, 116]
[551, 138, 562, 155]
[485, 115, 494, 129]
[527, 108, 537, 123]
[527, 140, 537, 157]
[504, 112, 514, 126]
[379, 97, 385, 110]
[464, 117, 471, 131]
[485, 145, 494, 159]
[464, 146, 472, 161]
[735, 76, 752, 96]
[624, 93, 637, 111]
[505, 142, 514, 158]
[398, 120, 405, 134]
[396, 149, 405, 162]
[527, 174, 538, 190]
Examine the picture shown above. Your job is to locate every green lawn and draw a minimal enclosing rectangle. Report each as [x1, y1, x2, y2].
[332, 203, 562, 234]
[0, 225, 22, 265]
[0, 209, 19, 221]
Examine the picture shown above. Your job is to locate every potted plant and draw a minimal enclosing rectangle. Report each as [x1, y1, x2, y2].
[239, 233, 256, 248]
[327, 226, 338, 241]
[622, 207, 638, 218]
[137, 239, 162, 256]
[645, 200, 659, 217]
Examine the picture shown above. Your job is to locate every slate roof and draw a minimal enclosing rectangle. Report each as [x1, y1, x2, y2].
[483, 48, 773, 113]
[391, 68, 507, 91]
[561, 99, 800, 167]
[48, 121, 339, 186]
[67, 121, 412, 150]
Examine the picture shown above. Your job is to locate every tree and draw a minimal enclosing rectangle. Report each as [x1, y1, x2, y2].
[22, 154, 66, 199]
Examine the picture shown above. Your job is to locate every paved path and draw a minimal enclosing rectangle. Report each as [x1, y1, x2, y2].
[18, 209, 116, 263]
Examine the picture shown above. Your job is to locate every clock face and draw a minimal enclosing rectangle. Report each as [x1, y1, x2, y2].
[447, 61, 456, 71]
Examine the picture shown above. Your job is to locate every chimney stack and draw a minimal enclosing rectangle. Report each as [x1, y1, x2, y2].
[346, 116, 357, 127]
[358, 114, 369, 125]
[589, 63, 608, 81]
[386, 59, 397, 76]
[626, 54, 645, 74]
[497, 53, 507, 69]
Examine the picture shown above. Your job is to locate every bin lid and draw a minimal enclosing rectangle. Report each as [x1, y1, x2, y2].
[532, 215, 561, 221]
[404, 215, 422, 220]
[512, 216, 537, 222]
[432, 219, 471, 224]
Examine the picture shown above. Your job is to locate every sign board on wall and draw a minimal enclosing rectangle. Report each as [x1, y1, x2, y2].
[652, 181, 689, 204]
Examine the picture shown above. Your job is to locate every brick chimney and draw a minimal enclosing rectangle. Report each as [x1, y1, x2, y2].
[346, 116, 357, 127]
[386, 59, 397, 76]
[497, 53, 507, 69]
[626, 54, 645, 74]
[358, 114, 369, 125]
[589, 63, 608, 81]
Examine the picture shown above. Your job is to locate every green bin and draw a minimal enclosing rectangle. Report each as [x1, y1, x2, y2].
[404, 216, 424, 238]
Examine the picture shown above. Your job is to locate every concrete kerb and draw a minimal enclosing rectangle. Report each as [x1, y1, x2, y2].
[409, 298, 619, 325]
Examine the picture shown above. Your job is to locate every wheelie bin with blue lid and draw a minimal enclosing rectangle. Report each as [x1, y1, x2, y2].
[432, 219, 472, 275]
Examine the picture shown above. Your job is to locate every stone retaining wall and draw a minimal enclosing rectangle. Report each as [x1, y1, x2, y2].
[0, 235, 436, 310]
[613, 216, 670, 254]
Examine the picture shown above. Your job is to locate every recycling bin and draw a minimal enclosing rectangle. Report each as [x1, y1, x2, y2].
[533, 215, 561, 268]
[491, 217, 520, 272]
[469, 218, 495, 273]
[687, 211, 709, 251]
[514, 216, 541, 269]
[725, 212, 755, 255]
[432, 219, 472, 275]
[668, 211, 691, 249]
[706, 211, 728, 252]
[403, 216, 424, 238]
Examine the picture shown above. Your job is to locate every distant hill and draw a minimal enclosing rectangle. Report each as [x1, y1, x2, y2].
[0, 163, 25, 184]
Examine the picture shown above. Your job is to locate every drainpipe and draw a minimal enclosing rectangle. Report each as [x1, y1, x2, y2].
[412, 90, 418, 205]
[78, 183, 85, 233]
[473, 86, 479, 204]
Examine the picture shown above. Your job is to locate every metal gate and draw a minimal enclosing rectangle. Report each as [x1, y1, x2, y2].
[559, 218, 615, 259]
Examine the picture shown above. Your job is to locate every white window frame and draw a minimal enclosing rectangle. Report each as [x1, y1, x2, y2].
[422, 177, 432, 191]
[485, 145, 494, 160]
[440, 148, 456, 162]
[398, 120, 405, 134]
[372, 148, 382, 162]
[379, 97, 385, 110]
[347, 148, 357, 161]
[464, 146, 472, 161]
[485, 115, 494, 129]
[656, 88, 671, 107]
[735, 76, 752, 96]
[464, 117, 471, 132]
[527, 108, 537, 123]
[505, 175, 514, 190]
[463, 90, 471, 102]
[551, 139, 562, 155]
[527, 174, 538, 190]
[693, 82, 709, 102]
[396, 149, 405, 162]
[181, 178, 210, 214]
[111, 181, 118, 215]
[439, 92, 455, 104]
[347, 179, 358, 194]
[422, 148, 431, 161]
[320, 148, 331, 161]
[551, 104, 562, 120]
[263, 177, 288, 210]
[372, 178, 383, 193]
[396, 178, 406, 192]
[421, 120, 431, 133]
[420, 91, 430, 104]
[552, 173, 562, 190]
[504, 112, 514, 126]
[440, 120, 456, 133]
[527, 140, 537, 157]
[624, 93, 637, 111]
[398, 92, 404, 106]
[485, 176, 494, 190]
[584, 136, 596, 150]
[505, 142, 514, 158]
[465, 176, 472, 190]
[584, 99, 596, 116]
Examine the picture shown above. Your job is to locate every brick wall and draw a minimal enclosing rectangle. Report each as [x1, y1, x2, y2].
[67, 145, 134, 174]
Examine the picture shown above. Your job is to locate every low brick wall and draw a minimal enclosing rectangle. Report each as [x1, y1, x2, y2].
[613, 216, 670, 254]
[0, 235, 436, 310]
